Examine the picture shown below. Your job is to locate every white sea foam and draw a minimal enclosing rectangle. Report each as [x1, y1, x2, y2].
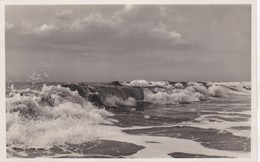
[211, 82, 251, 96]
[6, 85, 119, 148]
[174, 83, 184, 89]
[144, 88, 203, 104]
[101, 133, 250, 158]
[122, 79, 171, 87]
[122, 80, 251, 100]
[180, 113, 251, 138]
[104, 95, 136, 107]
[208, 85, 228, 97]
[143, 81, 251, 104]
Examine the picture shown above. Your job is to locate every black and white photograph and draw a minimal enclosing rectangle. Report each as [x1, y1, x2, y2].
[3, 1, 257, 160]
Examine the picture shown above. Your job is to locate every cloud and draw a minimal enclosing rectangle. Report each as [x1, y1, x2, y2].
[5, 22, 14, 31]
[56, 9, 72, 18]
[6, 5, 189, 57]
[71, 10, 120, 30]
[150, 23, 182, 40]
[33, 23, 57, 33]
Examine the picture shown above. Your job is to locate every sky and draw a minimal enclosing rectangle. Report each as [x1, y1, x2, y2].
[5, 5, 251, 82]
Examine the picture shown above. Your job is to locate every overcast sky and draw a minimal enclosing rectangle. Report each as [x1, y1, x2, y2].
[5, 5, 251, 82]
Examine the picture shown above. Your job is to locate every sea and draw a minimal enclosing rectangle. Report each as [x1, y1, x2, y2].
[5, 80, 251, 158]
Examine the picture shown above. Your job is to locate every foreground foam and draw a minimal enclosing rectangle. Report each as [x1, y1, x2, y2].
[101, 133, 250, 158]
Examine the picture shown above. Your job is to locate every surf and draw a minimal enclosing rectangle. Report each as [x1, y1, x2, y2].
[5, 80, 251, 157]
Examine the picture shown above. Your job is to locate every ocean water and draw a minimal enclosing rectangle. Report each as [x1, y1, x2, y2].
[6, 80, 251, 158]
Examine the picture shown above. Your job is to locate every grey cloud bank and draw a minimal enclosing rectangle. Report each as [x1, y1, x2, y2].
[5, 5, 251, 82]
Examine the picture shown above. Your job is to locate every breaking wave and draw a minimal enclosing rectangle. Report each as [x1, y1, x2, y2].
[121, 80, 171, 87]
[143, 81, 250, 104]
[6, 85, 119, 148]
[104, 95, 136, 107]
[144, 87, 203, 104]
